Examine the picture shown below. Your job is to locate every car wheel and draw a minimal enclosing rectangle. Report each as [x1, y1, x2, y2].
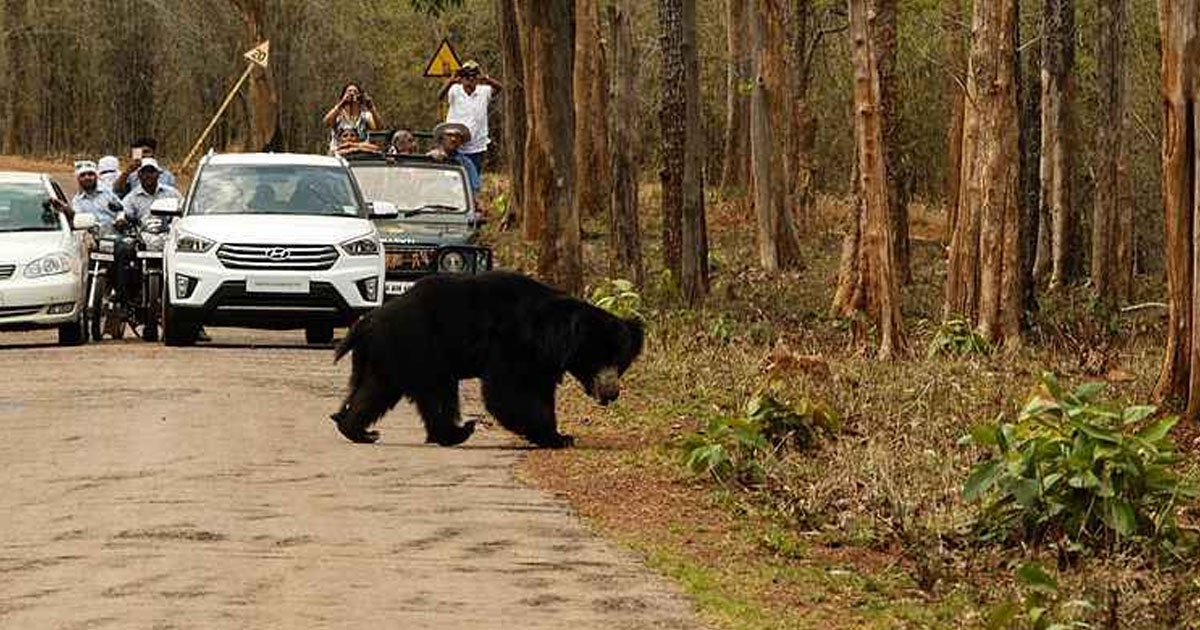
[57, 316, 85, 346]
[162, 284, 198, 347]
[305, 324, 335, 345]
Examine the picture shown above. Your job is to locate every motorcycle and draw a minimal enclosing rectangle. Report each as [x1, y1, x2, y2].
[85, 207, 168, 341]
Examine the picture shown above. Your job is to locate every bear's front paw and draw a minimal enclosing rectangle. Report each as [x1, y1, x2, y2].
[531, 432, 575, 449]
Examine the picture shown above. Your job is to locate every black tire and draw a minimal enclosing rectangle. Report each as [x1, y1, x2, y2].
[57, 317, 85, 346]
[88, 274, 107, 341]
[305, 324, 335, 345]
[162, 280, 199, 347]
[142, 274, 162, 342]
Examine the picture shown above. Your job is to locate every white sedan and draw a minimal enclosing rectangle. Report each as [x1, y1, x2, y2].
[0, 171, 95, 345]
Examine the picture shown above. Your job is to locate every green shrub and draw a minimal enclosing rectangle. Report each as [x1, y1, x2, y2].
[986, 563, 1096, 630]
[961, 372, 1197, 556]
[682, 389, 840, 486]
[928, 319, 992, 358]
[588, 278, 645, 321]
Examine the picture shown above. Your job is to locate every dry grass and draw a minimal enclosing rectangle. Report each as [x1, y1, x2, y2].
[500, 188, 1200, 628]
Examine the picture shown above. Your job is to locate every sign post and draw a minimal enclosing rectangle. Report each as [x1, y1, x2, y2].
[181, 41, 271, 172]
[425, 38, 462, 122]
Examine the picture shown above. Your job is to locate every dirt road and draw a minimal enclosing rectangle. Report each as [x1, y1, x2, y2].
[0, 329, 701, 629]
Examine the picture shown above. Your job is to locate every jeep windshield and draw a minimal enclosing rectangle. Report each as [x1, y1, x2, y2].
[189, 164, 363, 217]
[0, 184, 59, 232]
[353, 165, 469, 214]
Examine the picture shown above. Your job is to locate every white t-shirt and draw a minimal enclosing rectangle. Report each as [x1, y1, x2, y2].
[446, 84, 494, 155]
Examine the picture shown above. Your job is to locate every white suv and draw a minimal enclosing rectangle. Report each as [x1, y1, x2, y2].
[154, 153, 395, 346]
[0, 172, 96, 345]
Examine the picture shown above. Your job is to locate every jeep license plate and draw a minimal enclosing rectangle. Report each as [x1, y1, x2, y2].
[385, 281, 414, 296]
[246, 276, 310, 294]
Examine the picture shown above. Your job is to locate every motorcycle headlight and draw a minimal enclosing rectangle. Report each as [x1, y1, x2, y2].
[176, 231, 214, 254]
[24, 253, 73, 278]
[439, 250, 469, 273]
[342, 235, 380, 256]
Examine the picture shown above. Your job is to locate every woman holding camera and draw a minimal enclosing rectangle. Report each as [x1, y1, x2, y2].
[323, 82, 382, 153]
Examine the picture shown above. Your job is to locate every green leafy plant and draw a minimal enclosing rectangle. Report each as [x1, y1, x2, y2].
[682, 389, 840, 486]
[961, 372, 1197, 555]
[928, 319, 992, 358]
[986, 563, 1095, 630]
[589, 278, 645, 321]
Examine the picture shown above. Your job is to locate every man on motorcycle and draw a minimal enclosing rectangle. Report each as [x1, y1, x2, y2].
[70, 160, 125, 232]
[121, 158, 180, 225]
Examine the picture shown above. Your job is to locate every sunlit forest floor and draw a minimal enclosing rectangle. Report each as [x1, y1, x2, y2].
[486, 177, 1200, 629]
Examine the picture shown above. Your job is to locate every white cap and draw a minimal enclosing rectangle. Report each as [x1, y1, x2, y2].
[97, 155, 119, 174]
[138, 157, 163, 173]
[74, 160, 98, 176]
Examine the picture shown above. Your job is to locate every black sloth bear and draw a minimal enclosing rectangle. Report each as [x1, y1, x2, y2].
[331, 271, 644, 448]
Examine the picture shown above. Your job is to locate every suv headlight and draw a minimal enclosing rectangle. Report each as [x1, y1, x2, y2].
[24, 253, 74, 278]
[342, 235, 380, 256]
[176, 231, 215, 254]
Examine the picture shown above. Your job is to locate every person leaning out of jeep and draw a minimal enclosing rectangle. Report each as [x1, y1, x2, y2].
[426, 122, 481, 195]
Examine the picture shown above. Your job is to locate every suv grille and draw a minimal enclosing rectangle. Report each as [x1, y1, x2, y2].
[217, 244, 339, 271]
[0, 264, 14, 280]
[384, 247, 436, 273]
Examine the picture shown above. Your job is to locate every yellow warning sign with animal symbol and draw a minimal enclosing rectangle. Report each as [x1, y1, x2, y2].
[423, 38, 462, 78]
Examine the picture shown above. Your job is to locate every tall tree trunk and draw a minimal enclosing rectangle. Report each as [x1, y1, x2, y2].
[1018, 0, 1042, 313]
[845, 0, 906, 359]
[230, 0, 279, 152]
[496, 0, 526, 230]
[2, 0, 26, 153]
[944, 0, 967, 240]
[787, 0, 817, 234]
[574, 0, 611, 218]
[524, 0, 581, 294]
[873, 0, 909, 283]
[1154, 0, 1200, 417]
[1035, 0, 1076, 288]
[946, 0, 1022, 348]
[660, 0, 708, 304]
[519, 1, 545, 243]
[1091, 0, 1128, 306]
[719, 0, 751, 191]
[608, 0, 645, 287]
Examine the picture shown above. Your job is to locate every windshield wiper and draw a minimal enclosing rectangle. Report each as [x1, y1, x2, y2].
[402, 204, 462, 218]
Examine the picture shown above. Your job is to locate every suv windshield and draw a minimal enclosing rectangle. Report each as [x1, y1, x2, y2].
[354, 166, 469, 213]
[0, 184, 59, 233]
[190, 164, 363, 217]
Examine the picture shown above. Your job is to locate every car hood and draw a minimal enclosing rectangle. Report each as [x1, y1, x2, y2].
[177, 215, 376, 245]
[375, 219, 474, 247]
[0, 230, 72, 264]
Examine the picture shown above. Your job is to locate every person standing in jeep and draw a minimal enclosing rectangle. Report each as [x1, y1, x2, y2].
[438, 60, 502, 176]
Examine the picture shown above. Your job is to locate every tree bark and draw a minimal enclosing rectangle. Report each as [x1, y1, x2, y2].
[607, 0, 645, 287]
[786, 0, 817, 235]
[519, 1, 545, 243]
[719, 0, 751, 191]
[523, 0, 581, 294]
[1154, 0, 1200, 417]
[574, 0, 611, 219]
[842, 0, 906, 358]
[945, 0, 1022, 348]
[1035, 0, 1076, 288]
[944, 0, 967, 240]
[872, 0, 908, 283]
[230, 0, 280, 152]
[659, 0, 707, 304]
[495, 0, 526, 229]
[1091, 0, 1128, 306]
[1017, 0, 1042, 313]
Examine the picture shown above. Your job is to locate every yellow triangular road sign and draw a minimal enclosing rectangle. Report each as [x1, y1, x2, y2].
[244, 41, 270, 69]
[423, 38, 462, 78]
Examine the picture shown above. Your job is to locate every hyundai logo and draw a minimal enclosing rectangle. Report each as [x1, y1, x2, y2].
[266, 247, 291, 261]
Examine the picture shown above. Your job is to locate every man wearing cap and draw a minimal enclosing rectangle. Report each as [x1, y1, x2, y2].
[427, 122, 482, 195]
[71, 160, 125, 232]
[438, 60, 502, 177]
[121, 158, 181, 226]
[115, 137, 178, 197]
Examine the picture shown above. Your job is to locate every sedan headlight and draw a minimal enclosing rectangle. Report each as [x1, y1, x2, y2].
[176, 231, 215, 254]
[439, 250, 469, 273]
[24, 253, 74, 278]
[342, 235, 380, 256]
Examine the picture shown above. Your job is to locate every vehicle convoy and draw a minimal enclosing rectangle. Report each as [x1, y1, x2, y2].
[154, 153, 396, 346]
[0, 172, 96, 345]
[347, 153, 492, 299]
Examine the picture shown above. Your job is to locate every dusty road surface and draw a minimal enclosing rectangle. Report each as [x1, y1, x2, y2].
[0, 329, 702, 629]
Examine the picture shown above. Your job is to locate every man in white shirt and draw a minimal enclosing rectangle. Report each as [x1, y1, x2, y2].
[438, 60, 503, 177]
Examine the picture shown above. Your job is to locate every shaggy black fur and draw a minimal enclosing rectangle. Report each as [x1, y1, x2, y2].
[331, 271, 644, 448]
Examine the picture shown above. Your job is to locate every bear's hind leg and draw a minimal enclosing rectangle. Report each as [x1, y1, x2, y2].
[332, 371, 401, 444]
[412, 379, 476, 447]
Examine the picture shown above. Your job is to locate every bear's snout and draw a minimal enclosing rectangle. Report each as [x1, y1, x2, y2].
[592, 367, 621, 406]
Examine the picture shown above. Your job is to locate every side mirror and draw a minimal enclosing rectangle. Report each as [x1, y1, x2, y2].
[150, 197, 181, 217]
[73, 213, 97, 231]
[369, 200, 399, 219]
